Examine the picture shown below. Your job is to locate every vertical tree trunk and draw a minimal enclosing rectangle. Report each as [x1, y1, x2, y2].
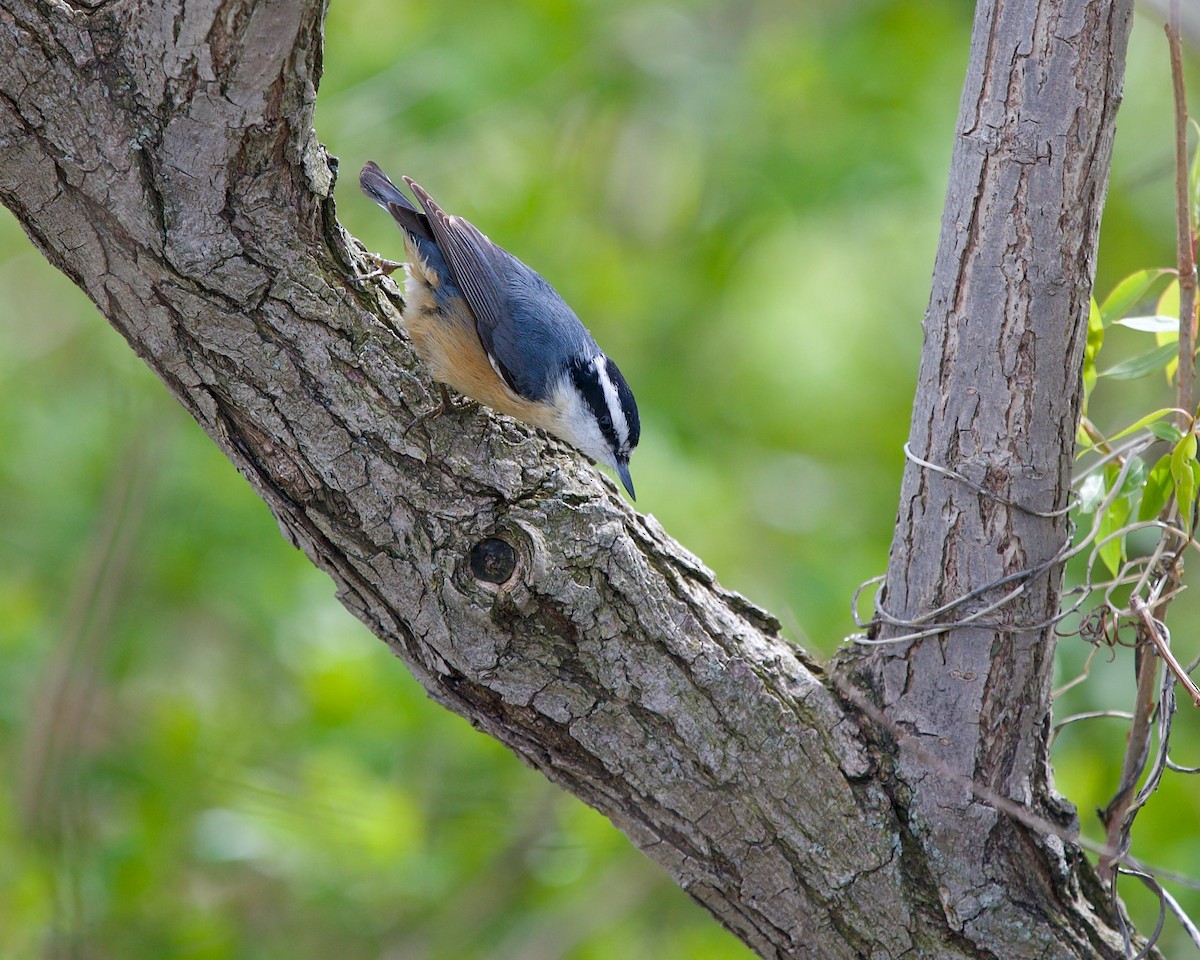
[840, 0, 1137, 955]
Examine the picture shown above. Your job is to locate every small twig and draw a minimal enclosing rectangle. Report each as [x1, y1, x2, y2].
[903, 442, 1075, 517]
[1053, 708, 1135, 730]
[1049, 708, 1134, 749]
[1098, 612, 1161, 880]
[1074, 433, 1161, 481]
[1129, 506, 1182, 602]
[1114, 867, 1168, 960]
[1167, 2, 1197, 425]
[1161, 884, 1200, 952]
[1101, 612, 1182, 895]
[1133, 596, 1200, 707]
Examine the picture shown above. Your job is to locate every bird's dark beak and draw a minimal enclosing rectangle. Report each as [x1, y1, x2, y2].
[616, 460, 636, 501]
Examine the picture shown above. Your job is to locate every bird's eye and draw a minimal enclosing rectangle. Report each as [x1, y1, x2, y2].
[599, 415, 612, 431]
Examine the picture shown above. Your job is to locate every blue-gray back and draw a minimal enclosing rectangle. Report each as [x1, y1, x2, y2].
[404, 178, 599, 402]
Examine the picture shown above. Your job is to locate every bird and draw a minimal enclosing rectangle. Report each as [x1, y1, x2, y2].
[358, 161, 640, 500]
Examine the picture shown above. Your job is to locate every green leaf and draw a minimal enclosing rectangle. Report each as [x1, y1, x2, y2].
[1156, 279, 1182, 331]
[1190, 461, 1200, 530]
[1097, 495, 1129, 578]
[1098, 342, 1180, 381]
[1156, 279, 1185, 381]
[1099, 269, 1172, 326]
[1180, 472, 1197, 536]
[1139, 454, 1174, 521]
[1170, 431, 1197, 482]
[1171, 432, 1199, 533]
[1114, 315, 1180, 333]
[1075, 424, 1099, 459]
[1105, 407, 1183, 444]
[1076, 421, 1093, 452]
[1082, 297, 1103, 407]
[1120, 455, 1147, 494]
[1077, 473, 1106, 514]
[1148, 419, 1186, 444]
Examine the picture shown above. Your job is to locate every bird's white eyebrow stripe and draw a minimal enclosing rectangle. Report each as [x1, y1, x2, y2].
[593, 356, 629, 449]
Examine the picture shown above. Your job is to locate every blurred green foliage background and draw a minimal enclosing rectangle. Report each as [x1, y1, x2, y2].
[1, 1, 1198, 957]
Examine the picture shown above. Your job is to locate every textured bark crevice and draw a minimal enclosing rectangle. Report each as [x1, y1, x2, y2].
[0, 0, 1147, 957]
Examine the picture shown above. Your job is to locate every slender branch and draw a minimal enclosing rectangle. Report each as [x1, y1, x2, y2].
[1135, 597, 1200, 707]
[1099, 621, 1161, 878]
[1143, 0, 1200, 47]
[1168, 0, 1197, 425]
[1094, 3, 1197, 893]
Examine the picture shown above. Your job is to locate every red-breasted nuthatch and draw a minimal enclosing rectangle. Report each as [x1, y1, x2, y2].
[359, 161, 640, 499]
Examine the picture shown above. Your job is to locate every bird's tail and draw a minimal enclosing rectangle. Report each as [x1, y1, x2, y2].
[360, 161, 413, 208]
[360, 161, 431, 240]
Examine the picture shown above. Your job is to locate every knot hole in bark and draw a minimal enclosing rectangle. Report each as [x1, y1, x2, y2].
[469, 537, 518, 585]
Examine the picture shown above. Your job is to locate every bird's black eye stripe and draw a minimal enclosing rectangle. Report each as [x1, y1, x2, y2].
[604, 356, 640, 450]
[569, 359, 621, 453]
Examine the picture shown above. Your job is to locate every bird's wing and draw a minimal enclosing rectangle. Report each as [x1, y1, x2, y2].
[404, 178, 528, 395]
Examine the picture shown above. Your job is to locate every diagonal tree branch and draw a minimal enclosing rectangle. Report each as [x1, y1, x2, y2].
[0, 0, 1146, 956]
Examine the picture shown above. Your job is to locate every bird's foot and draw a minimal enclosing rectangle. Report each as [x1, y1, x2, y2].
[357, 252, 406, 282]
[402, 385, 461, 436]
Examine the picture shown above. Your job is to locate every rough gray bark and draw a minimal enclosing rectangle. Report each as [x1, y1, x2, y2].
[0, 0, 1142, 957]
